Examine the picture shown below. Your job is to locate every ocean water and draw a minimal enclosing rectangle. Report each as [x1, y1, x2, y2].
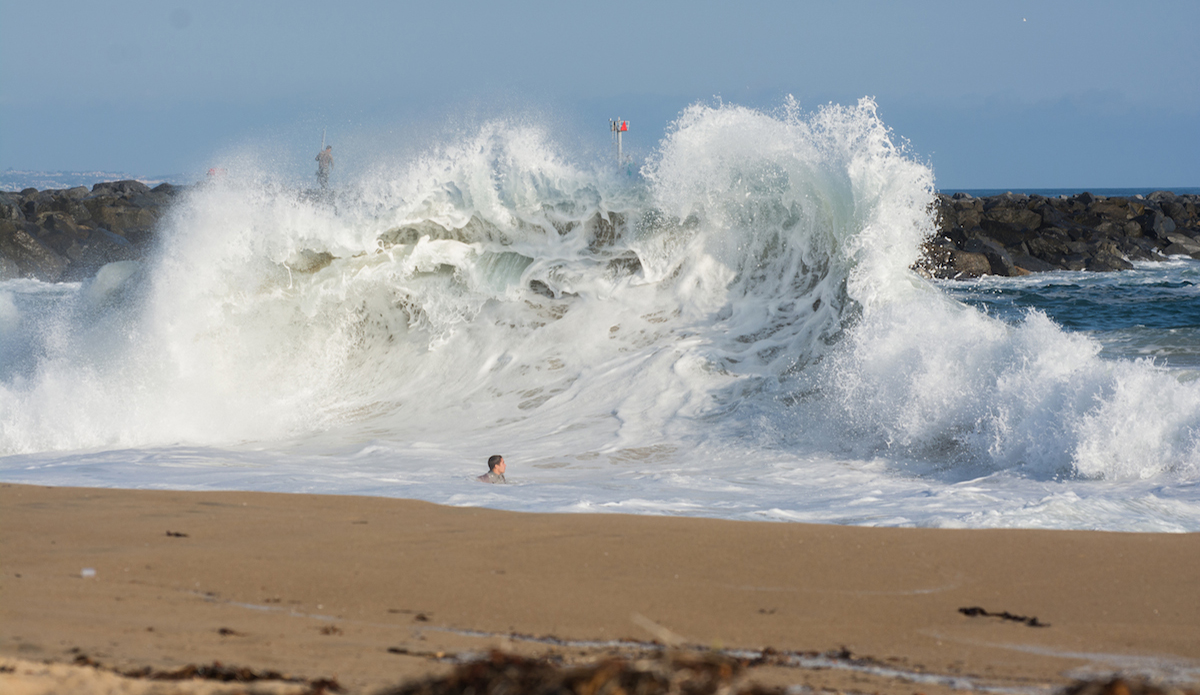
[946, 187, 1200, 198]
[2, 98, 1198, 532]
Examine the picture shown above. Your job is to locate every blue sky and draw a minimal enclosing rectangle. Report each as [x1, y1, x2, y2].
[1, 0, 1197, 188]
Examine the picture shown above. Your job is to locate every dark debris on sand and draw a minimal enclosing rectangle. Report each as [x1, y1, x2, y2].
[49, 648, 1200, 695]
[375, 650, 1200, 695]
[1063, 678, 1199, 695]
[69, 652, 344, 694]
[376, 650, 778, 695]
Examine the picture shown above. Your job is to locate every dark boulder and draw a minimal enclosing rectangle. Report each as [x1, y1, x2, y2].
[1086, 254, 1134, 271]
[1026, 235, 1072, 265]
[1010, 253, 1058, 273]
[913, 241, 990, 279]
[1135, 210, 1176, 240]
[1161, 232, 1200, 259]
[19, 190, 40, 220]
[946, 249, 992, 278]
[1164, 231, 1200, 247]
[40, 191, 93, 224]
[1085, 240, 1134, 271]
[983, 205, 1041, 230]
[965, 237, 1027, 277]
[33, 211, 88, 257]
[0, 192, 23, 221]
[982, 192, 1029, 210]
[91, 179, 152, 198]
[82, 196, 159, 236]
[980, 218, 1037, 246]
[1087, 198, 1133, 220]
[1056, 254, 1087, 271]
[1162, 243, 1200, 259]
[0, 219, 69, 281]
[1118, 236, 1159, 262]
[1033, 202, 1077, 230]
[1160, 198, 1197, 228]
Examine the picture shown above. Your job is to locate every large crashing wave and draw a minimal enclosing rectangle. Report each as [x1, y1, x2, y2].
[643, 97, 933, 375]
[1, 98, 1198, 488]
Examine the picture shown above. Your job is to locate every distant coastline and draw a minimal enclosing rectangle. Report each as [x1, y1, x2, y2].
[6, 169, 1197, 200]
[0, 169, 189, 193]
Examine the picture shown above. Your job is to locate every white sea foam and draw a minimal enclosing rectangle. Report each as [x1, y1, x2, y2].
[2, 98, 1199, 530]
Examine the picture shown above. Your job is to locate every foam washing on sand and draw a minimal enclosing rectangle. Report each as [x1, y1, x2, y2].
[2, 98, 1198, 531]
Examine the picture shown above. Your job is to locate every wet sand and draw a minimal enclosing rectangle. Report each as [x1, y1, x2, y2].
[2, 483, 1198, 694]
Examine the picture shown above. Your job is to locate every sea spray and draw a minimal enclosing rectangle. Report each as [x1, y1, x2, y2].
[821, 280, 1200, 481]
[1, 98, 1199, 530]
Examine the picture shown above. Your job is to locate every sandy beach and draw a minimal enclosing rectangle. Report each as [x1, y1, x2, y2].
[2, 483, 1198, 695]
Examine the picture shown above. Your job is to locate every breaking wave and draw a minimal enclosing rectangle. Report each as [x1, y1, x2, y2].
[2, 97, 1198, 528]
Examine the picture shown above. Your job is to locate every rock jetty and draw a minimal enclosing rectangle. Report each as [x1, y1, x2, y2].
[0, 180, 181, 282]
[2, 181, 1198, 283]
[918, 190, 1200, 278]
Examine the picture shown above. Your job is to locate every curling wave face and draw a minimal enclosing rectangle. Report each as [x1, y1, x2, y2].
[1, 98, 1198, 529]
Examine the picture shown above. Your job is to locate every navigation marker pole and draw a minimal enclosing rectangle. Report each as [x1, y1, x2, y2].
[610, 118, 628, 164]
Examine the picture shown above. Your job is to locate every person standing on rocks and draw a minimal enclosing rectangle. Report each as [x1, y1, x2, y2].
[316, 145, 333, 189]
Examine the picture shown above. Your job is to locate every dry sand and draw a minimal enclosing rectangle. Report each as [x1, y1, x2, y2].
[2, 483, 1198, 695]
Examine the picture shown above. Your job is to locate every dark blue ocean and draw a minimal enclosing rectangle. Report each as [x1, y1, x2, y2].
[938, 261, 1200, 368]
[935, 189, 1200, 369]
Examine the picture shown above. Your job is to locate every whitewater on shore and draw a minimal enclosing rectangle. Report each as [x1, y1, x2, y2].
[2, 98, 1199, 531]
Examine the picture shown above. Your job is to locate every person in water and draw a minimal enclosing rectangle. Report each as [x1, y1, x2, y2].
[477, 455, 506, 483]
[316, 145, 333, 188]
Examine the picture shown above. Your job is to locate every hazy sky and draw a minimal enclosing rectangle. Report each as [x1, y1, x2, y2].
[2, 0, 1197, 188]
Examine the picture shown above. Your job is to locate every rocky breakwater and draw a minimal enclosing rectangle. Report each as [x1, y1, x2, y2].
[918, 190, 1200, 279]
[5, 181, 1199, 284]
[0, 180, 181, 282]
